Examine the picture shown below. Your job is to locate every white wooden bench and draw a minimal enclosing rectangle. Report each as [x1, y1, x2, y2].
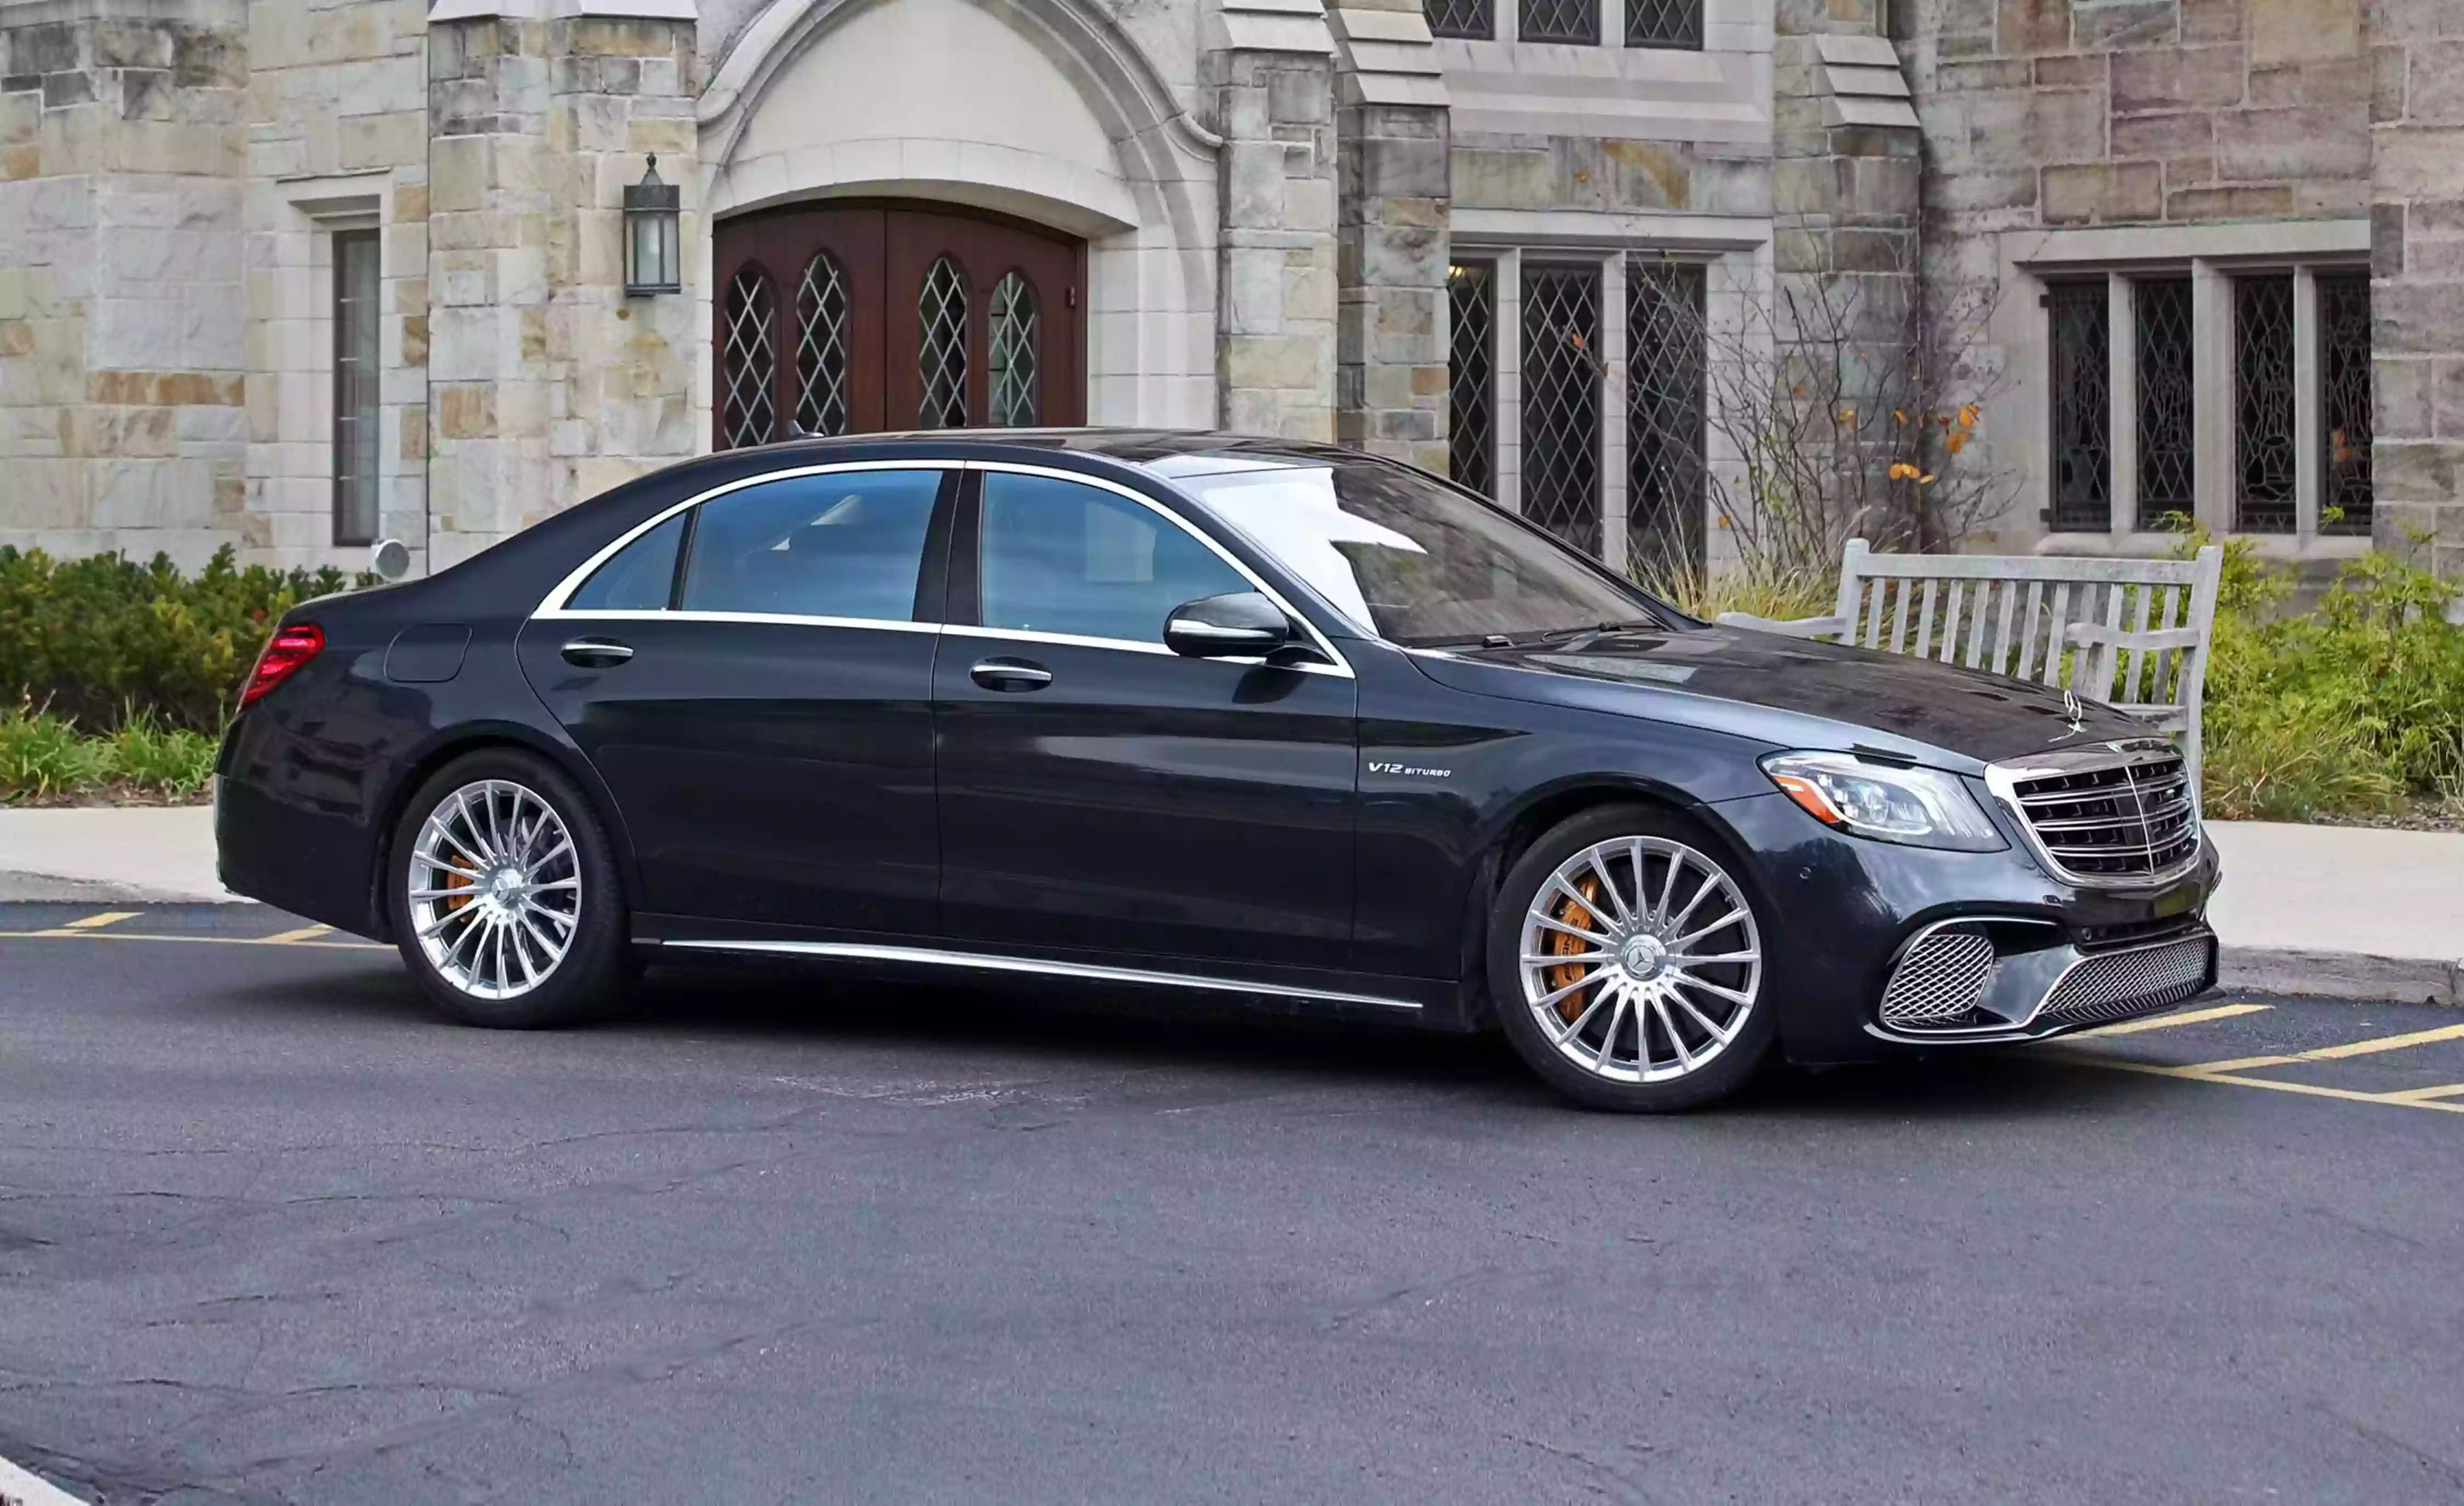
[1715, 539, 2225, 784]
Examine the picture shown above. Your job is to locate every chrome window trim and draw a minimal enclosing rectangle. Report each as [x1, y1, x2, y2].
[968, 461, 1356, 679]
[1983, 738, 2204, 890]
[533, 459, 954, 622]
[939, 622, 1350, 677]
[659, 938, 1421, 1010]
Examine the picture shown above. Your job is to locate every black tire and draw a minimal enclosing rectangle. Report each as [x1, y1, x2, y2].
[1486, 802, 1777, 1112]
[385, 748, 632, 1028]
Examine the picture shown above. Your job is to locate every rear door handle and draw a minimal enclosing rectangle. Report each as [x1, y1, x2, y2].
[970, 657, 1052, 692]
[561, 637, 635, 669]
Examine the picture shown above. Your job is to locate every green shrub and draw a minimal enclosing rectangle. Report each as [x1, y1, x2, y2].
[0, 703, 220, 804]
[0, 545, 369, 734]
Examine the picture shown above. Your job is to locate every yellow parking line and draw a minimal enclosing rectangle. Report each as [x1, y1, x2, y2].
[2076, 1002, 2272, 1037]
[2096, 1059, 2464, 1115]
[2189, 1022, 2464, 1074]
[0, 929, 387, 952]
[2376, 1082, 2464, 1105]
[261, 923, 333, 944]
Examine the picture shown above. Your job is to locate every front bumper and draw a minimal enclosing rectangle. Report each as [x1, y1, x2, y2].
[1708, 792, 2224, 1064]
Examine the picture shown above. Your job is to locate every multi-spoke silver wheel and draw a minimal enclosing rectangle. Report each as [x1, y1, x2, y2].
[1517, 836, 1763, 1085]
[407, 779, 582, 1002]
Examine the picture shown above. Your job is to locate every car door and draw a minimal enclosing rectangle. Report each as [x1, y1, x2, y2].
[520, 463, 953, 933]
[933, 465, 1358, 971]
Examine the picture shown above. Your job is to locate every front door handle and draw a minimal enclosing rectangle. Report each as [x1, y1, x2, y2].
[561, 637, 635, 669]
[970, 657, 1052, 692]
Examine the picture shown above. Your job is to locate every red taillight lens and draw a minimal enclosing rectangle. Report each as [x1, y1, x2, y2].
[240, 623, 325, 709]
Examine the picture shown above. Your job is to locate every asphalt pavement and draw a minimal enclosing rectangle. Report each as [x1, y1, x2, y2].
[2, 904, 2461, 1504]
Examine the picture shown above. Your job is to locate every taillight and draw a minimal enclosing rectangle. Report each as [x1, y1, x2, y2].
[240, 623, 325, 709]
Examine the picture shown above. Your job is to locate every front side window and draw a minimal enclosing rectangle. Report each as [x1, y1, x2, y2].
[1165, 456, 1671, 646]
[333, 228, 381, 547]
[978, 473, 1247, 645]
[681, 469, 943, 622]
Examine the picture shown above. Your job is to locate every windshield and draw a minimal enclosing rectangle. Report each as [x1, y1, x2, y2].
[1157, 456, 1677, 645]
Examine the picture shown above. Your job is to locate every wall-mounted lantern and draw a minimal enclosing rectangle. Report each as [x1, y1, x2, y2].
[624, 154, 681, 297]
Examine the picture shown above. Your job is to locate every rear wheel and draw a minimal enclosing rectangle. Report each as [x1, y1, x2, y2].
[1487, 803, 1775, 1111]
[387, 749, 630, 1027]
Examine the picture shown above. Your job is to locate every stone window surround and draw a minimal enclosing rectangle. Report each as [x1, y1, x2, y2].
[1451, 209, 1765, 575]
[262, 173, 391, 561]
[2000, 219, 2373, 562]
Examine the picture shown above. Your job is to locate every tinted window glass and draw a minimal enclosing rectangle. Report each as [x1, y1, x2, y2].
[681, 469, 943, 621]
[568, 513, 684, 611]
[978, 472, 1247, 643]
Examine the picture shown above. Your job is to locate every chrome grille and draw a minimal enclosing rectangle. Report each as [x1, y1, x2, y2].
[2040, 934, 2214, 1027]
[2004, 745, 2200, 883]
[1878, 929, 1997, 1030]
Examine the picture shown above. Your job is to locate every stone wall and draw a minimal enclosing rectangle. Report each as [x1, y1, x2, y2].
[1332, 0, 1449, 470]
[1207, 38, 1340, 441]
[0, 0, 249, 568]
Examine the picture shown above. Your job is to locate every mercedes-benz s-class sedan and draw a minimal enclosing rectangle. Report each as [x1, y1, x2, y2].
[216, 431, 2220, 1111]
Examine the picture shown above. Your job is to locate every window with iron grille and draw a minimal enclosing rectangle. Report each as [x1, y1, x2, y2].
[918, 257, 970, 429]
[1626, 258, 1705, 575]
[1424, 0, 1492, 39]
[1626, 0, 1701, 48]
[719, 267, 779, 450]
[1447, 261, 1496, 497]
[795, 252, 851, 439]
[2046, 280, 2110, 533]
[1519, 0, 1597, 43]
[2134, 277, 2194, 531]
[2318, 272, 2372, 537]
[2233, 275, 2296, 534]
[1521, 263, 1603, 554]
[331, 229, 381, 547]
[989, 271, 1040, 427]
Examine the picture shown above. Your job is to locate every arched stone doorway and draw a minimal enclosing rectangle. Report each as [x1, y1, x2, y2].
[714, 202, 1088, 447]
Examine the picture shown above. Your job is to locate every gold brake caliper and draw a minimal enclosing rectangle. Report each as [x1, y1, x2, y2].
[1546, 875, 1604, 1023]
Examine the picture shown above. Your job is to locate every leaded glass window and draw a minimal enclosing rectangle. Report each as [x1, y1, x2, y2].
[918, 256, 969, 429]
[1447, 261, 1496, 497]
[2233, 275, 2296, 534]
[2134, 277, 2195, 531]
[719, 267, 779, 451]
[1519, 0, 1597, 43]
[1626, 0, 1701, 48]
[989, 271, 1040, 427]
[2319, 272, 2373, 537]
[794, 252, 850, 438]
[1425, 0, 1492, 38]
[2047, 280, 2109, 532]
[1626, 258, 1705, 574]
[1521, 263, 1602, 554]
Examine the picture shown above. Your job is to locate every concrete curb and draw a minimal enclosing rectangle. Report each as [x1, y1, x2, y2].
[2219, 945, 2463, 1008]
[0, 1455, 87, 1506]
[0, 871, 243, 905]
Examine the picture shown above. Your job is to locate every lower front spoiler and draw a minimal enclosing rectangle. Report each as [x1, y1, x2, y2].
[1860, 922, 2220, 1048]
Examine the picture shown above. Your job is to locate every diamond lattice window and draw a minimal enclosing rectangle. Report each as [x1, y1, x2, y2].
[1447, 261, 1496, 497]
[2134, 278, 2195, 531]
[1519, 0, 1597, 43]
[1626, 258, 1706, 575]
[989, 272, 1040, 428]
[2318, 272, 2373, 537]
[794, 253, 851, 439]
[918, 256, 970, 429]
[1521, 263, 1603, 555]
[1625, 0, 1700, 47]
[1424, 0, 1492, 37]
[720, 267, 779, 451]
[2234, 276, 2296, 534]
[2047, 281, 2110, 533]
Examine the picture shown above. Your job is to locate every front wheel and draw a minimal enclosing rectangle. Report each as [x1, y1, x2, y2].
[1487, 804, 1776, 1111]
[387, 749, 631, 1027]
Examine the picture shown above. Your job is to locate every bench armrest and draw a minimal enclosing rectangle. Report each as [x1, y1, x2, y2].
[1715, 612, 1852, 640]
[2062, 622, 2206, 652]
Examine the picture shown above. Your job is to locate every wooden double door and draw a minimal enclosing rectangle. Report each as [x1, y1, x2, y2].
[715, 204, 1086, 447]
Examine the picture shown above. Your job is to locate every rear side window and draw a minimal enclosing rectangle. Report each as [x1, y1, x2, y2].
[681, 469, 944, 622]
[978, 472, 1247, 644]
[568, 513, 684, 611]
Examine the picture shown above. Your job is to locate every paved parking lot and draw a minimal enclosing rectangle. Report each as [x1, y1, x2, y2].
[3, 904, 2462, 1504]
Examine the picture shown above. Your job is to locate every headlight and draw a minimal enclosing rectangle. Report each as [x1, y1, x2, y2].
[1760, 751, 2007, 852]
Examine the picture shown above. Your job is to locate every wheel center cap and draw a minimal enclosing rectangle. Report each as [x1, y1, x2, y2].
[487, 867, 523, 903]
[1619, 934, 1667, 979]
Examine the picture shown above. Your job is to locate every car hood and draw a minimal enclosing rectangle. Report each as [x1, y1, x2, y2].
[1405, 625, 2156, 768]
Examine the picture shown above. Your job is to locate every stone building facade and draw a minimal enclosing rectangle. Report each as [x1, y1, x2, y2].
[0, 0, 2455, 588]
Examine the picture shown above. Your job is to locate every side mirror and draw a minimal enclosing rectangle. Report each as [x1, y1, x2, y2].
[1164, 590, 1292, 659]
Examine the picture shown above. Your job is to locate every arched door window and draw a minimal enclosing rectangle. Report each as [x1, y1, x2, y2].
[989, 271, 1040, 427]
[917, 256, 970, 428]
[795, 252, 851, 438]
[720, 267, 779, 449]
